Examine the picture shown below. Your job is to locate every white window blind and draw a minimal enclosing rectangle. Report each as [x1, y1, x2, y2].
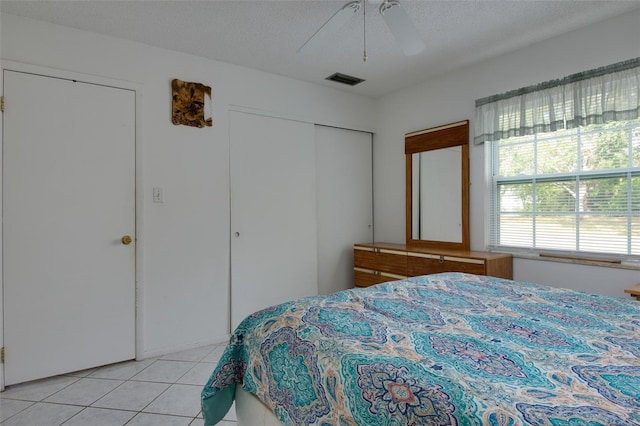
[476, 59, 640, 259]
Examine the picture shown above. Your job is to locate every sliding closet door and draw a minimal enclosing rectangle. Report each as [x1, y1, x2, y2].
[315, 126, 373, 295]
[230, 111, 318, 329]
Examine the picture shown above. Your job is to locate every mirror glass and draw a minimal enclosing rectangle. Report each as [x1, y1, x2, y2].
[411, 147, 462, 242]
[405, 121, 469, 251]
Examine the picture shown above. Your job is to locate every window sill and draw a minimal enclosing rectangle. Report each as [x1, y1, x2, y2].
[494, 250, 640, 271]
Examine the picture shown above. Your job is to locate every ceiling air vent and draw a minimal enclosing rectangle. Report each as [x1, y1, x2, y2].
[326, 72, 365, 86]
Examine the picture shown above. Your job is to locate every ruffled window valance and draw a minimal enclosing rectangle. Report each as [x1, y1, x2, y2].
[474, 58, 640, 144]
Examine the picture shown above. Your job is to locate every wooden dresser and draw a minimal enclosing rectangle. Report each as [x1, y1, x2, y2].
[625, 283, 640, 301]
[354, 242, 513, 288]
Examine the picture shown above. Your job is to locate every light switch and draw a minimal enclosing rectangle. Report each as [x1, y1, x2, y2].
[153, 187, 164, 203]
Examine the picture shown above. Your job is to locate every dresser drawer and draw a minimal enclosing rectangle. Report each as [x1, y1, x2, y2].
[354, 268, 407, 288]
[407, 253, 485, 276]
[354, 246, 407, 275]
[353, 243, 512, 287]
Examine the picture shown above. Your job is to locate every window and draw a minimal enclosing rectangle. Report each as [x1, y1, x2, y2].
[490, 120, 639, 257]
[476, 58, 640, 259]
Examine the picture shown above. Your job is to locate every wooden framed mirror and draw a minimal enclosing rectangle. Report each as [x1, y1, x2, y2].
[405, 120, 470, 250]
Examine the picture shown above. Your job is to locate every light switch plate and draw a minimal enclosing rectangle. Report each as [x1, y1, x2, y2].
[153, 187, 164, 203]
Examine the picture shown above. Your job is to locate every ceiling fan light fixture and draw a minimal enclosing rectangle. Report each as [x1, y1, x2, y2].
[297, 1, 362, 55]
[379, 0, 426, 56]
[297, 0, 425, 61]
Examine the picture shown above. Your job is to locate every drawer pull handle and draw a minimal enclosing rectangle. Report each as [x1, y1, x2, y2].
[439, 255, 445, 264]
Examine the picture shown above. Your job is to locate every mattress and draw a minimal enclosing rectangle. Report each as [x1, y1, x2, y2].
[235, 387, 282, 426]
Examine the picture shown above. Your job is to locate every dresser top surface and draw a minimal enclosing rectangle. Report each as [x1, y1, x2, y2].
[355, 242, 512, 260]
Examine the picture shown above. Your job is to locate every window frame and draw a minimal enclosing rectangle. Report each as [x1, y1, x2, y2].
[487, 119, 639, 262]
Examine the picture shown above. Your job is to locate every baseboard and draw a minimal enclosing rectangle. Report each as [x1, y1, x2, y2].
[138, 334, 230, 360]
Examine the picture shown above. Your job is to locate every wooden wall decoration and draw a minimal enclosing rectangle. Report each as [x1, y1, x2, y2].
[171, 79, 212, 128]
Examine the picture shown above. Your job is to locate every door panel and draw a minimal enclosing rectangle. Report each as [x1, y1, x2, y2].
[230, 111, 317, 329]
[3, 70, 135, 385]
[315, 126, 373, 294]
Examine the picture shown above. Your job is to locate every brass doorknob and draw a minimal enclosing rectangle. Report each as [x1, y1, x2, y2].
[121, 235, 133, 245]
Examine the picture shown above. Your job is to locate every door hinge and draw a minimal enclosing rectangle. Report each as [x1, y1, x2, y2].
[1, 347, 4, 364]
[1, 96, 4, 112]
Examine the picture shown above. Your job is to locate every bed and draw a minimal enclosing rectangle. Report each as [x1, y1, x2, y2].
[201, 272, 640, 425]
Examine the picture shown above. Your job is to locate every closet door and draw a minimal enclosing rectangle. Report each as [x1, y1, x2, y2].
[230, 111, 317, 329]
[315, 126, 373, 295]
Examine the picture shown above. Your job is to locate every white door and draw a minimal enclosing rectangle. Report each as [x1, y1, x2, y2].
[3, 70, 135, 385]
[315, 126, 373, 295]
[230, 111, 317, 329]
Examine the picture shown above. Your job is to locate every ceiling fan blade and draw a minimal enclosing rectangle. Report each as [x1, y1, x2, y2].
[297, 1, 362, 55]
[379, 0, 426, 56]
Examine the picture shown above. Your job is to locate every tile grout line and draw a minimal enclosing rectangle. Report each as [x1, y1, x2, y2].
[1, 343, 229, 425]
[120, 347, 221, 425]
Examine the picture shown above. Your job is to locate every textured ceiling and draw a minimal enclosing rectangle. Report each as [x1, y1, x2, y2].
[2, 0, 639, 97]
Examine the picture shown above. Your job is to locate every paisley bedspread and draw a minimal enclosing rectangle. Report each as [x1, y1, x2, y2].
[201, 272, 640, 425]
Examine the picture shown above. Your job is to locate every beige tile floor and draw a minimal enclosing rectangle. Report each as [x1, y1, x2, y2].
[0, 343, 236, 426]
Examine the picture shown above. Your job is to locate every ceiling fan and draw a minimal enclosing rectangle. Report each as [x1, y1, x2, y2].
[297, 0, 426, 61]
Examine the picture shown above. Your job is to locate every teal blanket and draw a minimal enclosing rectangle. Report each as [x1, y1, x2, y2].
[202, 272, 640, 425]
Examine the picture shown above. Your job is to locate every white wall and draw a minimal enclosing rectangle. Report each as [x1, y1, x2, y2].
[2, 8, 638, 366]
[374, 9, 640, 297]
[0, 14, 377, 358]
